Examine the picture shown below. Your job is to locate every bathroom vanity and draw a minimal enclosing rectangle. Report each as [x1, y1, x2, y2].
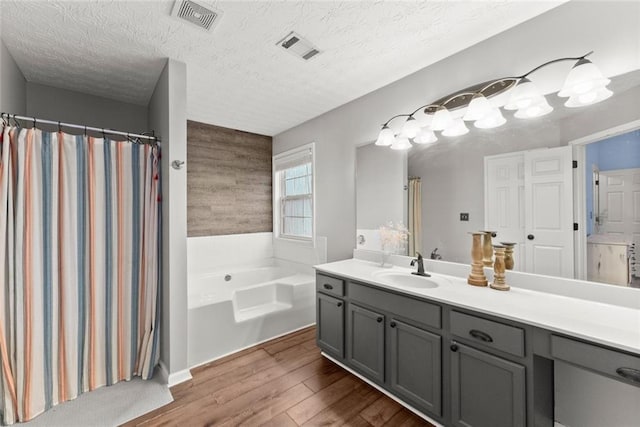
[314, 257, 640, 427]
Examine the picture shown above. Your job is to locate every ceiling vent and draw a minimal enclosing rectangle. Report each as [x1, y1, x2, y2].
[277, 32, 321, 61]
[171, 0, 222, 32]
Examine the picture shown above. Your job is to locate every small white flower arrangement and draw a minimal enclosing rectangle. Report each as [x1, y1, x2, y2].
[378, 221, 409, 255]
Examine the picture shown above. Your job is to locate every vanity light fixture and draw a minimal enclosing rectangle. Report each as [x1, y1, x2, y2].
[375, 51, 612, 150]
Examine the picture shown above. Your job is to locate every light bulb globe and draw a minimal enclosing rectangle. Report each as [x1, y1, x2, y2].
[431, 106, 454, 131]
[414, 128, 438, 144]
[505, 78, 545, 111]
[390, 137, 412, 150]
[401, 116, 421, 138]
[514, 96, 553, 119]
[559, 58, 611, 98]
[375, 126, 395, 146]
[442, 118, 469, 137]
[463, 93, 494, 121]
[474, 108, 506, 129]
[564, 87, 613, 108]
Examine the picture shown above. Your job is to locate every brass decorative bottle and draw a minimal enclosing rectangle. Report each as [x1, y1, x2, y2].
[490, 245, 510, 291]
[500, 242, 516, 270]
[468, 232, 488, 287]
[481, 231, 496, 267]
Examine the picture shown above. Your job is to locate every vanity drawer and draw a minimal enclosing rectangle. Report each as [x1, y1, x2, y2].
[316, 273, 345, 297]
[450, 311, 525, 357]
[349, 282, 441, 329]
[551, 335, 640, 386]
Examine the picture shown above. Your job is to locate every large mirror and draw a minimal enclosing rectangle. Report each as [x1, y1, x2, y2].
[356, 70, 640, 288]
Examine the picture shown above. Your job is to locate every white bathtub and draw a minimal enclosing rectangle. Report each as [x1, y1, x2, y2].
[187, 264, 316, 367]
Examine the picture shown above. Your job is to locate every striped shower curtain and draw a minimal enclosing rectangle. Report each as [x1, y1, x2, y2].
[408, 177, 422, 257]
[0, 126, 161, 424]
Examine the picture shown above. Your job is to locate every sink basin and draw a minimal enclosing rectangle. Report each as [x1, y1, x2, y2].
[372, 270, 439, 289]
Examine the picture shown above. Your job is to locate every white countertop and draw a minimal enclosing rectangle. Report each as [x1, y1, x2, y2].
[315, 258, 640, 355]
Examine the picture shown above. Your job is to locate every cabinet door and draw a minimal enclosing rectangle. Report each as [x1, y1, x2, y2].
[348, 304, 385, 382]
[389, 318, 442, 416]
[317, 293, 344, 358]
[451, 342, 526, 427]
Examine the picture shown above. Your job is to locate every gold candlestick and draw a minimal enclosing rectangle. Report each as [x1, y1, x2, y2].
[481, 231, 495, 267]
[500, 242, 516, 270]
[468, 232, 488, 287]
[490, 245, 510, 291]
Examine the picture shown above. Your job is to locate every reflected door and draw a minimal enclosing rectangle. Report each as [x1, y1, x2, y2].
[485, 153, 526, 270]
[524, 146, 574, 278]
[599, 168, 640, 277]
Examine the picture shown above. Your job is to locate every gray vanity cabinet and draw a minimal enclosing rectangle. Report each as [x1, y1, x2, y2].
[450, 342, 526, 427]
[389, 318, 442, 416]
[348, 303, 386, 382]
[316, 292, 345, 358]
[315, 272, 555, 426]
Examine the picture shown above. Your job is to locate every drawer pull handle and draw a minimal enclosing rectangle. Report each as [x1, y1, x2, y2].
[390, 321, 397, 328]
[469, 329, 493, 343]
[616, 367, 640, 383]
[377, 317, 383, 323]
[323, 284, 333, 290]
[337, 302, 343, 307]
[450, 342, 459, 352]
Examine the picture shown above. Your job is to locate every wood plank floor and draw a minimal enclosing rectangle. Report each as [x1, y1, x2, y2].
[123, 326, 433, 427]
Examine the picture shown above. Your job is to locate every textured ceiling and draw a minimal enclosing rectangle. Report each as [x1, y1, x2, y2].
[1, 1, 564, 136]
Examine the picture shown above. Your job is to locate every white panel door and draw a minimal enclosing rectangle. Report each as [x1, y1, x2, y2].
[485, 153, 526, 270]
[599, 168, 640, 276]
[524, 146, 574, 278]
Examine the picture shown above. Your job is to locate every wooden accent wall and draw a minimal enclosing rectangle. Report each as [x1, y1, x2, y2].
[187, 120, 272, 237]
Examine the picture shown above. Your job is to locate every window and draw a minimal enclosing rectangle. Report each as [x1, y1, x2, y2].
[273, 144, 315, 242]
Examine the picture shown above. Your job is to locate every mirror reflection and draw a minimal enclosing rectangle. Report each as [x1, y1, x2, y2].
[356, 70, 640, 288]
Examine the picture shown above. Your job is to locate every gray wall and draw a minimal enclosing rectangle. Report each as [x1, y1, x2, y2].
[273, 1, 640, 263]
[0, 41, 26, 114]
[148, 59, 189, 380]
[356, 143, 406, 229]
[26, 82, 148, 132]
[273, 2, 640, 425]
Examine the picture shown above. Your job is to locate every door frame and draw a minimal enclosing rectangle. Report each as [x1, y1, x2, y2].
[569, 119, 640, 280]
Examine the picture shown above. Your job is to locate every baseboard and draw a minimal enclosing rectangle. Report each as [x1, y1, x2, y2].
[321, 352, 444, 427]
[158, 361, 193, 387]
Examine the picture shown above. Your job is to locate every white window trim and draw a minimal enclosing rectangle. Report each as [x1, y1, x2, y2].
[273, 142, 316, 246]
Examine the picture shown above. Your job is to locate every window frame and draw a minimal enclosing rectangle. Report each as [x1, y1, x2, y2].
[273, 143, 316, 245]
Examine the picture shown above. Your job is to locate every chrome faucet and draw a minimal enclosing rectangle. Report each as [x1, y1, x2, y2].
[430, 248, 442, 260]
[410, 252, 431, 277]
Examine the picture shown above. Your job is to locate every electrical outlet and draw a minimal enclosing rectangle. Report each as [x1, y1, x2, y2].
[460, 213, 469, 221]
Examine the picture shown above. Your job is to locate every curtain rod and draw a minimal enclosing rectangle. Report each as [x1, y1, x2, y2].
[1, 112, 160, 143]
